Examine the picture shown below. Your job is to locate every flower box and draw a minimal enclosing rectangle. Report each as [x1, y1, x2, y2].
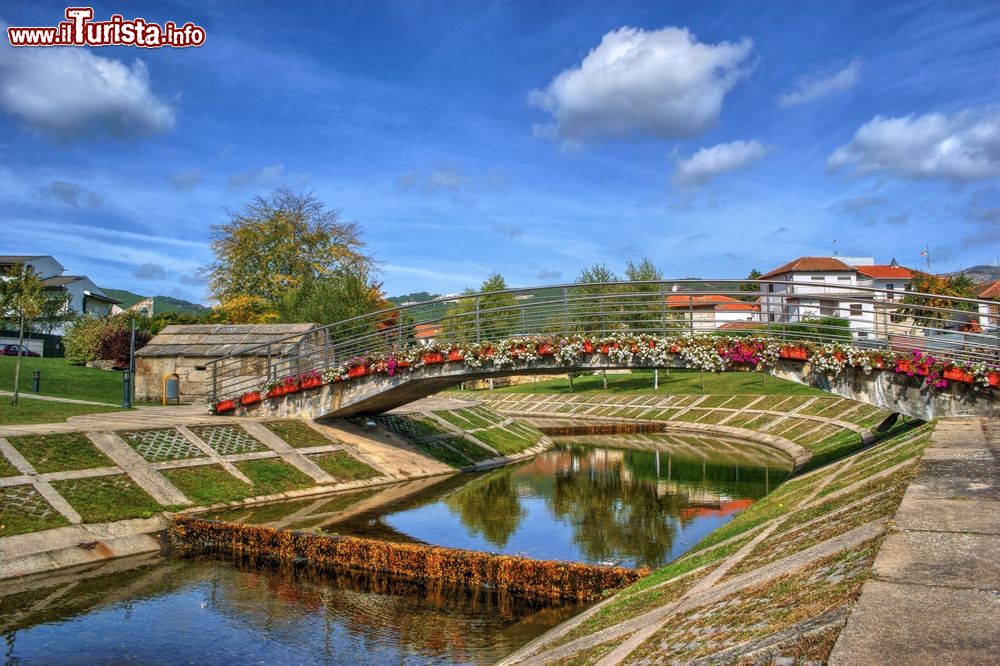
[833, 351, 845, 362]
[629, 343, 640, 353]
[300, 377, 323, 390]
[648, 340, 656, 349]
[397, 360, 410, 369]
[942, 367, 974, 384]
[241, 391, 261, 406]
[537, 343, 555, 356]
[215, 399, 237, 414]
[600, 343, 619, 354]
[447, 349, 465, 362]
[423, 352, 445, 365]
[779, 346, 808, 361]
[669, 344, 681, 353]
[989, 372, 1000, 388]
[582, 341, 595, 353]
[347, 365, 368, 379]
[896, 359, 911, 374]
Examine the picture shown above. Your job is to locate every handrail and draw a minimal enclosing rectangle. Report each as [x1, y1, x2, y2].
[204, 279, 1000, 402]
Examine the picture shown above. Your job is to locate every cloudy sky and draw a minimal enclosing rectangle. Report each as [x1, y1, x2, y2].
[1, 1, 998, 303]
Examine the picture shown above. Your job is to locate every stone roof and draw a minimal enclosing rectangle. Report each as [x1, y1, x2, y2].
[137, 323, 320, 358]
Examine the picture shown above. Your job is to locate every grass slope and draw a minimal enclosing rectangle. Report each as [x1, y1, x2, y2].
[493, 370, 825, 396]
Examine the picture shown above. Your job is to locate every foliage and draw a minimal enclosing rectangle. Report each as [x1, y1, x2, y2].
[170, 516, 644, 602]
[0, 263, 43, 327]
[63, 313, 154, 365]
[98, 328, 153, 366]
[898, 271, 978, 326]
[204, 187, 370, 322]
[278, 268, 390, 338]
[775, 317, 852, 342]
[441, 273, 519, 341]
[7, 432, 113, 473]
[739, 268, 763, 301]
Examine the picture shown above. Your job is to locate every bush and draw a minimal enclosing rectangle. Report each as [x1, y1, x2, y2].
[63, 314, 154, 365]
[777, 317, 852, 342]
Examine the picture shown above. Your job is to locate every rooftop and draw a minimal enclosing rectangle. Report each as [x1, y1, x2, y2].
[760, 257, 856, 280]
[666, 294, 757, 311]
[856, 265, 914, 279]
[137, 323, 320, 358]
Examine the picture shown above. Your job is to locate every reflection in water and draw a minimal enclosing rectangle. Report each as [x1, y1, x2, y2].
[1, 554, 585, 665]
[213, 434, 792, 569]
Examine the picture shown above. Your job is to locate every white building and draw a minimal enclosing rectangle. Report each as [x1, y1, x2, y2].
[758, 257, 914, 339]
[665, 294, 757, 331]
[0, 255, 119, 333]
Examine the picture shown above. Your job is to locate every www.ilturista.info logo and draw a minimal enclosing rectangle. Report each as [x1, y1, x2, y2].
[7, 7, 206, 48]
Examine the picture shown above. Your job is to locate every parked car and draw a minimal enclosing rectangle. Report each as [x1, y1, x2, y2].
[0, 344, 40, 357]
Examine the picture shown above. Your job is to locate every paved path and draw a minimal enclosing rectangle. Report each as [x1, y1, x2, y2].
[829, 418, 1000, 665]
[0, 404, 212, 436]
[0, 391, 117, 407]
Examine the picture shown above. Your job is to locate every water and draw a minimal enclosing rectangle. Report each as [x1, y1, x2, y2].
[1, 435, 791, 664]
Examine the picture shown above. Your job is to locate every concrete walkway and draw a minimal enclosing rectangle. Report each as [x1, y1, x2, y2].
[830, 418, 1000, 665]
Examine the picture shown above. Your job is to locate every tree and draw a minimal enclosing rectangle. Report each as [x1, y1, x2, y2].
[204, 187, 370, 322]
[278, 267, 393, 343]
[898, 272, 978, 327]
[440, 273, 519, 342]
[0, 264, 43, 406]
[739, 268, 763, 301]
[623, 258, 665, 333]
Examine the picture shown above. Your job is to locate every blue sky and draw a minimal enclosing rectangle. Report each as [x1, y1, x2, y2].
[1, 0, 998, 303]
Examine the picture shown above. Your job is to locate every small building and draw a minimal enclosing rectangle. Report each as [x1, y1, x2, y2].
[665, 294, 757, 331]
[135, 323, 321, 401]
[977, 279, 1000, 330]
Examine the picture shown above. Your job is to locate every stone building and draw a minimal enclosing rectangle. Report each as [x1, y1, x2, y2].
[135, 323, 321, 402]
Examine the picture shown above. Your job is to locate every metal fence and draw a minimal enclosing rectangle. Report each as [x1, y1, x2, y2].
[206, 279, 1000, 402]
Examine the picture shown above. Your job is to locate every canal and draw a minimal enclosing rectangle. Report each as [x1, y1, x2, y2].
[1, 434, 791, 664]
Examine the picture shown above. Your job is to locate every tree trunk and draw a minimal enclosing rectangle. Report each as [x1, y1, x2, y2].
[12, 309, 25, 407]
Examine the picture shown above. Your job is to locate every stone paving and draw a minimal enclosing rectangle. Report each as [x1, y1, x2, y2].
[828, 418, 1000, 665]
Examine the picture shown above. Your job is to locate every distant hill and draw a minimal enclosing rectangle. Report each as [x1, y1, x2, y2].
[102, 288, 211, 317]
[946, 265, 1000, 285]
[387, 291, 442, 306]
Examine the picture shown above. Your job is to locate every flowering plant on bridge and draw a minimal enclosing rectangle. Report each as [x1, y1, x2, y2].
[809, 344, 848, 376]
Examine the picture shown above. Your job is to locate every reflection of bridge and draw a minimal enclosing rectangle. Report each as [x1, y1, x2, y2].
[207, 280, 1000, 420]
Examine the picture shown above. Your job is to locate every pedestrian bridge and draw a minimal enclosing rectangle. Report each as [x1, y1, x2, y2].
[207, 279, 1000, 421]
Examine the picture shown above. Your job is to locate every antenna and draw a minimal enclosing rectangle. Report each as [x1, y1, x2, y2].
[832, 239, 838, 256]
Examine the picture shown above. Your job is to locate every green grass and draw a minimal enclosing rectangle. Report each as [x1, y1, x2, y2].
[0, 357, 122, 403]
[471, 426, 537, 455]
[412, 439, 473, 468]
[162, 465, 254, 505]
[263, 420, 336, 448]
[0, 398, 125, 425]
[163, 460, 314, 506]
[0, 454, 21, 477]
[308, 451, 382, 481]
[52, 475, 165, 523]
[492, 370, 826, 396]
[0, 486, 70, 536]
[7, 432, 113, 473]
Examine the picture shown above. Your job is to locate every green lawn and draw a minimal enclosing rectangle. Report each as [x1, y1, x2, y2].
[7, 432, 113, 473]
[490, 370, 825, 396]
[0, 486, 70, 536]
[308, 451, 382, 481]
[163, 460, 316, 506]
[263, 420, 336, 448]
[0, 357, 122, 403]
[0, 397, 125, 425]
[52, 475, 167, 523]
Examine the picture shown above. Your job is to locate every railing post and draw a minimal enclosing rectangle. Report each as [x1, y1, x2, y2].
[397, 308, 404, 350]
[562, 287, 569, 336]
[688, 295, 694, 335]
[266, 343, 273, 381]
[475, 296, 481, 343]
[660, 284, 667, 336]
[211, 362, 217, 404]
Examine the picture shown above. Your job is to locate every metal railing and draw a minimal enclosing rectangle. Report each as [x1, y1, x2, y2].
[206, 279, 1000, 402]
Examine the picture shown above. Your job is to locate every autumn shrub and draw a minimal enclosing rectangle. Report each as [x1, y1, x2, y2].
[63, 316, 109, 365]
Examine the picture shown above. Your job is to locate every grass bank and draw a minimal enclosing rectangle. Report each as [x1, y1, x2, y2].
[489, 370, 825, 396]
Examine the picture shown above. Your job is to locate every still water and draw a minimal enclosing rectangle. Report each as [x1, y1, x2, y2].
[2, 436, 791, 664]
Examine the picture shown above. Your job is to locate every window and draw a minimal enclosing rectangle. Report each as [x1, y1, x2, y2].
[768, 284, 774, 292]
[886, 283, 895, 291]
[811, 276, 824, 281]
[819, 300, 836, 316]
[837, 276, 851, 282]
[850, 303, 863, 317]
[768, 312, 775, 322]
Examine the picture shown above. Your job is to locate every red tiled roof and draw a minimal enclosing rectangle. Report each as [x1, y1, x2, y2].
[856, 265, 914, 279]
[413, 323, 441, 339]
[978, 279, 1000, 300]
[665, 294, 757, 311]
[760, 257, 856, 280]
[718, 321, 765, 330]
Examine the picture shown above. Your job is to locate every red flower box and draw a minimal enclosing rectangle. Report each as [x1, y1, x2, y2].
[267, 386, 288, 398]
[648, 340, 656, 349]
[582, 341, 594, 353]
[537, 342, 554, 355]
[397, 361, 410, 369]
[989, 372, 1000, 388]
[943, 367, 974, 384]
[896, 359, 911, 374]
[629, 343, 640, 353]
[215, 399, 236, 414]
[600, 343, 619, 354]
[447, 349, 464, 362]
[779, 346, 808, 361]
[348, 365, 368, 379]
[833, 351, 845, 362]
[669, 344, 681, 353]
[241, 391, 261, 406]
[423, 352, 445, 365]
[300, 377, 323, 389]
[480, 346, 495, 358]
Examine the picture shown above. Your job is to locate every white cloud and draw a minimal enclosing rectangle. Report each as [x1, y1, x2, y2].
[0, 46, 174, 139]
[227, 164, 285, 189]
[37, 180, 103, 207]
[167, 169, 203, 190]
[671, 140, 769, 187]
[828, 107, 1000, 181]
[778, 59, 862, 107]
[529, 26, 752, 143]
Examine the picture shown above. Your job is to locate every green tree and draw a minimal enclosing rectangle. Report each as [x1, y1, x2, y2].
[569, 264, 622, 334]
[0, 264, 43, 405]
[204, 187, 370, 322]
[739, 268, 763, 301]
[278, 267, 394, 343]
[441, 273, 518, 342]
[623, 258, 665, 333]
